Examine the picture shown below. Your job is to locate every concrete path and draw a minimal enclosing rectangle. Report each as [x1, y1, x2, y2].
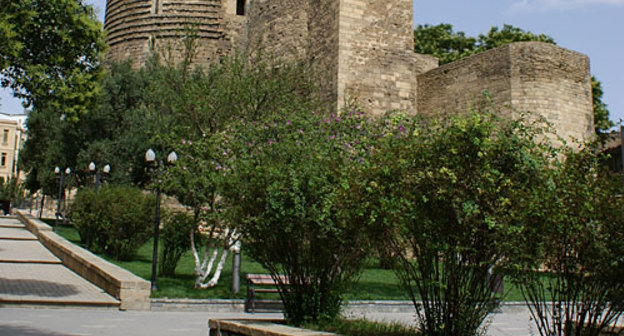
[348, 306, 536, 336]
[0, 308, 282, 336]
[0, 306, 536, 336]
[0, 217, 119, 307]
[0, 215, 539, 335]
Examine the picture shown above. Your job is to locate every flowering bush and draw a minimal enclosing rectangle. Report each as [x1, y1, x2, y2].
[354, 111, 555, 336]
[511, 146, 624, 336]
[223, 105, 380, 324]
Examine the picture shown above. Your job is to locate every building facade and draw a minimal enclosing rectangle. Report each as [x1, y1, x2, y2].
[0, 113, 27, 181]
[105, 0, 594, 143]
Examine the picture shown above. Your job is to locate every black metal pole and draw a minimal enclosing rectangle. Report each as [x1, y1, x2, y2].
[55, 173, 64, 232]
[150, 179, 162, 291]
[39, 194, 45, 219]
[63, 174, 71, 225]
[94, 170, 101, 195]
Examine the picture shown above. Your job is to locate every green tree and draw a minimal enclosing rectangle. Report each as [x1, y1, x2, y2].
[143, 35, 322, 287]
[476, 25, 554, 51]
[414, 24, 613, 137]
[20, 60, 154, 193]
[0, 0, 106, 120]
[413, 24, 477, 65]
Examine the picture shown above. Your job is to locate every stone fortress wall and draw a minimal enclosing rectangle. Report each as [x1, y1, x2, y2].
[105, 0, 594, 142]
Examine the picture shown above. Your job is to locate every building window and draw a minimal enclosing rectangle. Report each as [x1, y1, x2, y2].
[236, 0, 245, 16]
[154, 0, 160, 14]
[1, 153, 6, 167]
[2, 130, 8, 144]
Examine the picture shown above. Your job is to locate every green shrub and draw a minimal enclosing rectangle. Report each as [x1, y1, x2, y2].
[356, 111, 554, 336]
[0, 177, 26, 210]
[70, 185, 155, 260]
[96, 185, 155, 260]
[511, 147, 624, 336]
[69, 188, 101, 250]
[159, 210, 194, 276]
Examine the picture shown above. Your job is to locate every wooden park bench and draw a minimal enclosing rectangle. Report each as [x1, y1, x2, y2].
[245, 274, 289, 313]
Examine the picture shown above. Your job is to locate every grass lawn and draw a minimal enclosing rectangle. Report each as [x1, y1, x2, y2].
[53, 223, 524, 301]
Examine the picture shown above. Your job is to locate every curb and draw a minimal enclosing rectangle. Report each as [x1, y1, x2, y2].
[151, 298, 530, 314]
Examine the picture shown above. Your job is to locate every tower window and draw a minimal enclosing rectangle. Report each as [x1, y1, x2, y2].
[2, 130, 8, 144]
[1, 153, 6, 167]
[236, 0, 245, 16]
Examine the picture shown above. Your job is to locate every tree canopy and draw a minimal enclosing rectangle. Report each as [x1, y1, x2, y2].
[0, 0, 106, 120]
[414, 23, 613, 137]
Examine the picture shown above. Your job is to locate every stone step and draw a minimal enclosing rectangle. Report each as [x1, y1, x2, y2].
[0, 263, 120, 308]
[0, 240, 62, 264]
[0, 226, 37, 240]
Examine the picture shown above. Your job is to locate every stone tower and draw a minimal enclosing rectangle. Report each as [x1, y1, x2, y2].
[104, 0, 595, 143]
[104, 0, 247, 66]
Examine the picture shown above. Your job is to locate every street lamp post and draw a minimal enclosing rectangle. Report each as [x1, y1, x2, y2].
[54, 167, 71, 232]
[86, 162, 110, 250]
[145, 149, 177, 291]
[88, 162, 111, 195]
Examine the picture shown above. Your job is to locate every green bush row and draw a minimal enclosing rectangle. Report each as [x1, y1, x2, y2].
[70, 185, 155, 261]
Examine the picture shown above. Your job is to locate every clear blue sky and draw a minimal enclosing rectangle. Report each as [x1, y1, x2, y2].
[2, 0, 623, 126]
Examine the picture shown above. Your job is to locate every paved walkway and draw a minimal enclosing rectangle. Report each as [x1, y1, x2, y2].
[0, 307, 536, 336]
[348, 307, 536, 336]
[0, 215, 539, 335]
[0, 217, 119, 307]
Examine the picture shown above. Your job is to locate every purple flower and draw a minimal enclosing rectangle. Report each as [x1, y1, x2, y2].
[269, 139, 275, 145]
[182, 139, 187, 144]
[299, 129, 304, 134]
[286, 120, 291, 125]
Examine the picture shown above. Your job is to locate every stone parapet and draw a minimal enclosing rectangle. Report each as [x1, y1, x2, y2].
[208, 319, 336, 336]
[417, 42, 593, 143]
[15, 210, 151, 311]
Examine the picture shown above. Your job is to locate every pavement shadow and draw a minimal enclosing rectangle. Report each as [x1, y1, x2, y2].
[0, 278, 79, 298]
[0, 325, 73, 336]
